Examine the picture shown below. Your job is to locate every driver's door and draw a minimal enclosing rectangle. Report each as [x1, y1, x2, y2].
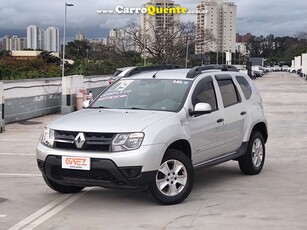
[188, 77, 226, 165]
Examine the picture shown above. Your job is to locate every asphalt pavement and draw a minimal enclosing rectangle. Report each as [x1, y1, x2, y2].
[0, 71, 307, 230]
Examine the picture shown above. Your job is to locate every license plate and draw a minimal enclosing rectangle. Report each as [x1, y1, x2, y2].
[62, 156, 90, 171]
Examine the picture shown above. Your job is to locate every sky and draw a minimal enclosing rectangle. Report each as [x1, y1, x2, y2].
[0, 0, 307, 40]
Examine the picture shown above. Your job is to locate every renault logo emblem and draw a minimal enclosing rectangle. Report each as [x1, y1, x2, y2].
[75, 133, 85, 149]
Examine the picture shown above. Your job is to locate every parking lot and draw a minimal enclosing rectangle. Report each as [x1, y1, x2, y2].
[0, 71, 307, 230]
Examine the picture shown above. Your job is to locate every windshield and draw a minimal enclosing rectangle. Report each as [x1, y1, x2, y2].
[113, 70, 123, 76]
[90, 79, 191, 112]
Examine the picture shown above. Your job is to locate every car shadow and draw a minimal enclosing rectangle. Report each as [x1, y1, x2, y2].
[79, 162, 244, 206]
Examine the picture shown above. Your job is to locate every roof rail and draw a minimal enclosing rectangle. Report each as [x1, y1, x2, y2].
[124, 65, 184, 77]
[186, 64, 239, 79]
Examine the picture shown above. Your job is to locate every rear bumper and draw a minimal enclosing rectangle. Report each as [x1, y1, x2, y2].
[38, 155, 156, 189]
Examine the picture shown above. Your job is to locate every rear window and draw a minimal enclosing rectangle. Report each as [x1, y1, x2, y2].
[236, 76, 252, 100]
[217, 79, 240, 108]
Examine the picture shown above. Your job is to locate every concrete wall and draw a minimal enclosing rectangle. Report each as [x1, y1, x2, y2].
[83, 75, 110, 98]
[0, 82, 4, 132]
[3, 78, 62, 123]
[2, 75, 110, 124]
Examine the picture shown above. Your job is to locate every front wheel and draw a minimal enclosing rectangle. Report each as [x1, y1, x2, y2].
[239, 131, 265, 175]
[43, 174, 84, 193]
[147, 149, 194, 205]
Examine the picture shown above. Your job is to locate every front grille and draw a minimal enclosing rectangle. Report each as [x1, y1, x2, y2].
[54, 130, 115, 152]
[52, 166, 117, 182]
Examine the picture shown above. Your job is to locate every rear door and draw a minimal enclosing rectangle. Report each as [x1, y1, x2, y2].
[215, 74, 247, 154]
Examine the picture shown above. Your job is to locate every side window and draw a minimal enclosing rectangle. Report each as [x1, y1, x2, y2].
[236, 76, 252, 100]
[192, 80, 218, 111]
[217, 79, 240, 108]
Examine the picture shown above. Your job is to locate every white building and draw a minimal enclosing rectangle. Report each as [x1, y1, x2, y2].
[27, 25, 39, 50]
[27, 25, 59, 52]
[107, 29, 138, 51]
[141, 0, 180, 38]
[38, 28, 45, 50]
[45, 27, 60, 52]
[196, 0, 237, 54]
[90, 38, 107, 46]
[9, 36, 19, 51]
[107, 29, 118, 46]
[236, 43, 249, 55]
[76, 32, 86, 41]
[2, 35, 11, 50]
[1, 36, 27, 51]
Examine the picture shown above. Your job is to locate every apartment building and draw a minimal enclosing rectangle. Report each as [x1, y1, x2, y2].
[236, 33, 252, 55]
[27, 25, 39, 50]
[196, 0, 236, 54]
[10, 36, 21, 51]
[141, 0, 180, 38]
[1, 35, 27, 51]
[2, 35, 11, 50]
[107, 28, 138, 52]
[45, 27, 60, 52]
[76, 32, 86, 41]
[27, 25, 60, 52]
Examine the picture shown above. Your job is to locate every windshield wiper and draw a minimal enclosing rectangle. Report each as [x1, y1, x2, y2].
[117, 107, 144, 110]
[88, 106, 110, 109]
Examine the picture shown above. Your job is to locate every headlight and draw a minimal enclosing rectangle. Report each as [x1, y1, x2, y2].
[40, 127, 55, 147]
[112, 133, 144, 152]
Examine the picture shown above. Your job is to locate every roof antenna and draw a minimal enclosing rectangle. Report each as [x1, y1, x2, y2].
[152, 70, 160, 78]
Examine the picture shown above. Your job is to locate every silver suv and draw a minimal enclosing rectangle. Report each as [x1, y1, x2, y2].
[37, 65, 268, 205]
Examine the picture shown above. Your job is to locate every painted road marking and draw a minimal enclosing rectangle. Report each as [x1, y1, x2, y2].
[0, 153, 35, 156]
[24, 190, 91, 230]
[0, 215, 7, 218]
[0, 139, 38, 142]
[8, 195, 72, 230]
[8, 188, 92, 230]
[0, 173, 41, 177]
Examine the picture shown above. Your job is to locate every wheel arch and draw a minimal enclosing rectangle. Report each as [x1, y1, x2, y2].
[166, 139, 192, 160]
[251, 122, 268, 143]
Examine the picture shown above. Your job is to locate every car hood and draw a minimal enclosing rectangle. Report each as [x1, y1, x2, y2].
[48, 109, 174, 133]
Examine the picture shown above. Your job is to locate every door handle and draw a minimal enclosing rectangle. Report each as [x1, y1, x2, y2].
[240, 111, 247, 116]
[217, 118, 224, 123]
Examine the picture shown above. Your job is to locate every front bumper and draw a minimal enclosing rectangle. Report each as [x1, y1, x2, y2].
[36, 142, 165, 172]
[38, 155, 157, 189]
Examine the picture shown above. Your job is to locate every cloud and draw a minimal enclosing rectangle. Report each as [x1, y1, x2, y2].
[0, 0, 307, 39]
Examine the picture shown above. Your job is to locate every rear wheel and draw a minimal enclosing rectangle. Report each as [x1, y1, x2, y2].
[147, 149, 194, 205]
[239, 131, 265, 175]
[43, 174, 84, 193]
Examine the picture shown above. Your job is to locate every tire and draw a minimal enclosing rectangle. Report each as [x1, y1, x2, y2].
[43, 174, 84, 193]
[239, 131, 265, 175]
[147, 149, 194, 205]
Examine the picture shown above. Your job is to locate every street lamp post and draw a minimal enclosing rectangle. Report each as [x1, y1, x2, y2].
[144, 38, 146, 66]
[143, 28, 149, 66]
[185, 35, 189, 68]
[62, 3, 74, 77]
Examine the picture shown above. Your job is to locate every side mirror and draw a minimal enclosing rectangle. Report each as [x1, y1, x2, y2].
[189, 103, 212, 116]
[82, 100, 91, 109]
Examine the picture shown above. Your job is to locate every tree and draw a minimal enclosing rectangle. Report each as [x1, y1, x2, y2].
[38, 51, 60, 65]
[246, 35, 265, 57]
[65, 40, 92, 60]
[294, 31, 307, 42]
[0, 50, 12, 58]
[123, 21, 199, 66]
